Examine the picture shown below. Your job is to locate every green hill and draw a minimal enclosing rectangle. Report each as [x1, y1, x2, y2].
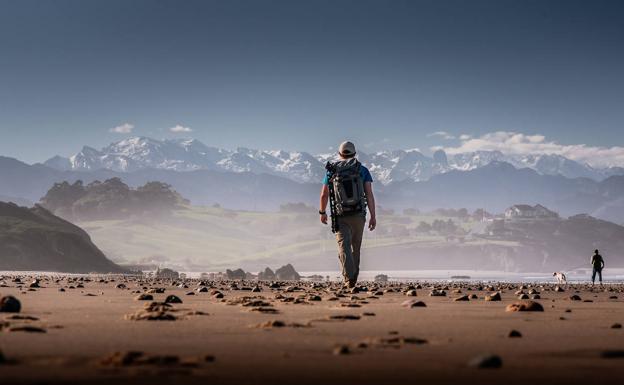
[0, 202, 127, 273]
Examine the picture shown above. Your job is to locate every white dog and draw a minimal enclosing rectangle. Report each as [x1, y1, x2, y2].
[553, 272, 567, 285]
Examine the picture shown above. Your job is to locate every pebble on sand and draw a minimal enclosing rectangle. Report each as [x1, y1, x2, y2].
[469, 354, 503, 369]
[0, 296, 21, 313]
[8, 325, 47, 333]
[569, 295, 582, 301]
[601, 350, 624, 359]
[135, 294, 154, 301]
[401, 300, 427, 308]
[506, 301, 544, 312]
[165, 295, 183, 304]
[485, 292, 501, 301]
[611, 323, 622, 329]
[454, 295, 470, 301]
[333, 345, 351, 355]
[508, 330, 522, 338]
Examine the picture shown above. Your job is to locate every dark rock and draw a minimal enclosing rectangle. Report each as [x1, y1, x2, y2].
[333, 345, 350, 355]
[9, 325, 46, 333]
[0, 296, 21, 313]
[135, 294, 154, 301]
[469, 354, 503, 368]
[405, 289, 417, 296]
[164, 295, 182, 304]
[569, 295, 582, 301]
[601, 350, 624, 359]
[611, 323, 622, 329]
[454, 295, 469, 301]
[508, 330, 522, 338]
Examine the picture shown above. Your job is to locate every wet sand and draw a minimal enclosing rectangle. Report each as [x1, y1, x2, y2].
[0, 275, 623, 385]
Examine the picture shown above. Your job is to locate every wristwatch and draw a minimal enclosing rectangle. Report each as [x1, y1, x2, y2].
[319, 210, 326, 215]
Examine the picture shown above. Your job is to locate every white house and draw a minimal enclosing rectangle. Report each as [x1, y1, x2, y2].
[504, 204, 559, 220]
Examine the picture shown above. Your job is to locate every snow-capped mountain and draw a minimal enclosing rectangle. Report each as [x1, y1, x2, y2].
[44, 137, 623, 184]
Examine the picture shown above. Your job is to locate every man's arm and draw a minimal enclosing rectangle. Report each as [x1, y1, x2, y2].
[364, 181, 376, 231]
[319, 184, 329, 224]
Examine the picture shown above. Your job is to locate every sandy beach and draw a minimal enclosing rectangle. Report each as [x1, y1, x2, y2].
[0, 275, 623, 385]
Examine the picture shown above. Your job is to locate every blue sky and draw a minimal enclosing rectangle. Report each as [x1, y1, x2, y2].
[1, 0, 623, 164]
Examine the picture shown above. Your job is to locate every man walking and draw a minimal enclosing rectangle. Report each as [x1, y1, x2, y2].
[319, 141, 376, 289]
[591, 249, 605, 285]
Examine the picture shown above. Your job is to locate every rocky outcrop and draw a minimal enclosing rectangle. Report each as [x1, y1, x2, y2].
[275, 264, 301, 281]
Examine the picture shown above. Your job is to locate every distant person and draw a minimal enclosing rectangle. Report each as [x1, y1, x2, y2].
[591, 249, 605, 285]
[319, 141, 376, 289]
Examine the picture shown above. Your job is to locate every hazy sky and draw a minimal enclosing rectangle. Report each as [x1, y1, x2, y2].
[1, 0, 623, 164]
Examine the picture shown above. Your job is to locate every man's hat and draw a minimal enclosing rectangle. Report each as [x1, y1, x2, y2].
[338, 141, 356, 157]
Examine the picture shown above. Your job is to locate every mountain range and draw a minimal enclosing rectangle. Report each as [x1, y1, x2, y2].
[1, 136, 624, 224]
[43, 137, 624, 184]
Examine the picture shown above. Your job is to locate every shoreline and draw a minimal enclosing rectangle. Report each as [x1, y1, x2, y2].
[1, 274, 623, 384]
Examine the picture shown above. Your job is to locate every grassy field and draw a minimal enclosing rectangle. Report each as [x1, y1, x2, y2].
[78, 205, 495, 272]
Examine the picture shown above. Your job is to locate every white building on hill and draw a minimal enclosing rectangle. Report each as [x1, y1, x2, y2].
[504, 204, 559, 220]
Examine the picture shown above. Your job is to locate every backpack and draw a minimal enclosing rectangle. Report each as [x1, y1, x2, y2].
[326, 158, 367, 216]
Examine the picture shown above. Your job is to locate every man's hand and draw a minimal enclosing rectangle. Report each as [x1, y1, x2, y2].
[368, 216, 376, 231]
[320, 213, 328, 225]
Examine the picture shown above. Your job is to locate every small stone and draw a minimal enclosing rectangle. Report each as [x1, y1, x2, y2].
[601, 350, 624, 359]
[401, 300, 426, 308]
[454, 295, 469, 301]
[0, 296, 21, 313]
[611, 323, 622, 329]
[518, 294, 529, 300]
[506, 301, 544, 312]
[554, 286, 565, 292]
[333, 345, 350, 355]
[469, 354, 502, 369]
[9, 325, 47, 333]
[405, 290, 417, 296]
[135, 294, 154, 301]
[164, 295, 182, 304]
[531, 294, 541, 299]
[508, 330, 522, 338]
[485, 292, 501, 301]
[569, 295, 582, 301]
[429, 290, 446, 297]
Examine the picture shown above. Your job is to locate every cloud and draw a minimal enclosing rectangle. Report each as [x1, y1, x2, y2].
[437, 131, 624, 168]
[109, 123, 134, 134]
[169, 124, 193, 133]
[427, 131, 455, 140]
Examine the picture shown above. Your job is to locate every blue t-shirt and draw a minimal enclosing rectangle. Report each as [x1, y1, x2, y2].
[322, 164, 373, 185]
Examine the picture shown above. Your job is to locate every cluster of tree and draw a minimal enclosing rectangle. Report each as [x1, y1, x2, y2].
[416, 219, 463, 236]
[40, 178, 189, 221]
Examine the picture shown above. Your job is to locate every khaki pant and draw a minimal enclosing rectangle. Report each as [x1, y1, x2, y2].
[335, 215, 366, 284]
